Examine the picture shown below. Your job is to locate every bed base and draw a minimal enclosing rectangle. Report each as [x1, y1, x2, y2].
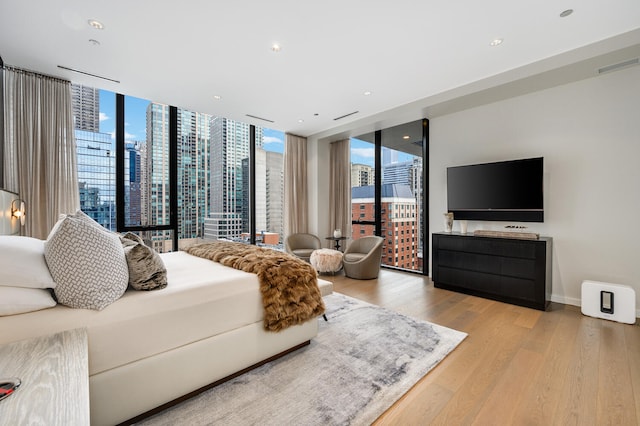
[90, 319, 318, 426]
[118, 339, 310, 425]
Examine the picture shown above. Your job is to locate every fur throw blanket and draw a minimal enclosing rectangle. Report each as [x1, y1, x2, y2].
[184, 241, 325, 332]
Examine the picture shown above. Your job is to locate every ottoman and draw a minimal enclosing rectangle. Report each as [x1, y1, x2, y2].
[310, 248, 343, 275]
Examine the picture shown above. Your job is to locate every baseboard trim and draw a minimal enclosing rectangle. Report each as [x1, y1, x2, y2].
[550, 293, 580, 307]
[550, 294, 640, 319]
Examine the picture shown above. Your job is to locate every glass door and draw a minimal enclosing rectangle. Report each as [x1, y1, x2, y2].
[352, 119, 427, 273]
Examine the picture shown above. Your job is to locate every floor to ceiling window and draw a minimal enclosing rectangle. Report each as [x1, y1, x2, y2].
[351, 119, 428, 273]
[73, 85, 116, 230]
[253, 128, 285, 247]
[71, 83, 284, 252]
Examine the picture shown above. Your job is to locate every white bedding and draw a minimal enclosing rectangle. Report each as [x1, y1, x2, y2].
[0, 251, 331, 376]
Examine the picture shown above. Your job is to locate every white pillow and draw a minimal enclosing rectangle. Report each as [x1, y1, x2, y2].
[44, 214, 129, 310]
[0, 286, 57, 316]
[0, 236, 56, 289]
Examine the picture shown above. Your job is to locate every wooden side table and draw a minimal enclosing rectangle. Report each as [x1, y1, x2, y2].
[0, 328, 89, 425]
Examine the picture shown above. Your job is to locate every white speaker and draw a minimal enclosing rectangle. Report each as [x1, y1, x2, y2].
[581, 280, 636, 324]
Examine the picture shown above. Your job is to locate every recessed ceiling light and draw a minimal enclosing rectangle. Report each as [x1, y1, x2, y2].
[213, 95, 222, 100]
[271, 43, 281, 52]
[560, 9, 573, 18]
[88, 19, 104, 30]
[402, 135, 410, 140]
[298, 119, 304, 123]
[363, 91, 372, 96]
[490, 38, 503, 47]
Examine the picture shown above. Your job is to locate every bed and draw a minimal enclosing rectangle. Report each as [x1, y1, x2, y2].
[0, 216, 332, 425]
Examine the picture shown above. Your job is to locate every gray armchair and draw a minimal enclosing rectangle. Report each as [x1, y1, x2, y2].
[284, 233, 322, 262]
[342, 236, 384, 280]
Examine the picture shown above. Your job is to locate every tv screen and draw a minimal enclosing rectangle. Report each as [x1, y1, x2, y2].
[447, 157, 544, 222]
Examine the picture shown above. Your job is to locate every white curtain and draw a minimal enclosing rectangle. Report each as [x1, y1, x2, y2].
[283, 133, 308, 235]
[329, 139, 351, 240]
[3, 66, 79, 239]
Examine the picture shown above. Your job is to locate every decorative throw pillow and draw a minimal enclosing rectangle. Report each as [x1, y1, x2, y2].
[120, 232, 167, 291]
[0, 286, 57, 316]
[0, 236, 56, 289]
[44, 214, 129, 310]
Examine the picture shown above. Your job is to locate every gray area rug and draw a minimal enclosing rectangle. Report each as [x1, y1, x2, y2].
[137, 293, 467, 426]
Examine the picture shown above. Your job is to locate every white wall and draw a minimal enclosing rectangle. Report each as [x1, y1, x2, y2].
[430, 65, 640, 308]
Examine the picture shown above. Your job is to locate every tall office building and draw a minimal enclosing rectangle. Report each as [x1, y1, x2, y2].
[144, 103, 170, 243]
[177, 109, 211, 240]
[71, 83, 123, 231]
[205, 117, 264, 240]
[265, 150, 284, 241]
[75, 129, 115, 229]
[383, 160, 412, 185]
[145, 104, 211, 249]
[125, 142, 143, 227]
[75, 131, 144, 232]
[240, 149, 284, 242]
[71, 84, 100, 132]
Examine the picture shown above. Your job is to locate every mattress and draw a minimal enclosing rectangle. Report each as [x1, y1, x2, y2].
[0, 251, 331, 376]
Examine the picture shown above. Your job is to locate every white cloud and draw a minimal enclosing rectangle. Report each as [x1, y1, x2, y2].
[109, 131, 137, 141]
[263, 136, 283, 145]
[351, 147, 375, 158]
[99, 112, 110, 121]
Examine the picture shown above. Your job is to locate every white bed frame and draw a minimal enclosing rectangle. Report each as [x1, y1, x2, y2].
[92, 319, 318, 425]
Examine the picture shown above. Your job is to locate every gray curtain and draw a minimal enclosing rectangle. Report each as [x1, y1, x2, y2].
[329, 139, 350, 240]
[284, 133, 308, 235]
[3, 66, 79, 239]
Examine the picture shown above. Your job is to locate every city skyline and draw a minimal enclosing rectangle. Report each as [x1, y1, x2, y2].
[72, 84, 423, 269]
[72, 85, 289, 250]
[96, 91, 286, 154]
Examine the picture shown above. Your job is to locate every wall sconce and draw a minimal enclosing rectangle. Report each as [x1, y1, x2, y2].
[11, 199, 26, 226]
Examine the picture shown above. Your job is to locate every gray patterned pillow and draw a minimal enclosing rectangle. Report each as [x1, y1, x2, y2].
[44, 215, 129, 310]
[120, 232, 167, 291]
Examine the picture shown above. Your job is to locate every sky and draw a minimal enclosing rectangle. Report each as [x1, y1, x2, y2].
[98, 89, 414, 165]
[98, 90, 284, 153]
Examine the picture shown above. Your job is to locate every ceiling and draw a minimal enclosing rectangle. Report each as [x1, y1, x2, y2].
[1, 1, 639, 139]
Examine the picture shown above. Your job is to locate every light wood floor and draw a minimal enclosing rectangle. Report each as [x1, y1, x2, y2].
[328, 269, 640, 426]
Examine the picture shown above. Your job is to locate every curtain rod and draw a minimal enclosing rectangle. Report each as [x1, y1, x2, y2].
[1, 64, 70, 84]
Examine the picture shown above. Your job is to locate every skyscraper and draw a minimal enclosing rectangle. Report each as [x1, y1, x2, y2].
[265, 150, 284, 240]
[71, 84, 100, 132]
[145, 103, 211, 248]
[144, 103, 170, 240]
[125, 142, 143, 227]
[383, 160, 413, 185]
[205, 117, 264, 240]
[75, 129, 115, 229]
[241, 149, 284, 242]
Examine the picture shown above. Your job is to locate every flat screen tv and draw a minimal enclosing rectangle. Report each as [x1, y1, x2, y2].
[447, 157, 544, 222]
